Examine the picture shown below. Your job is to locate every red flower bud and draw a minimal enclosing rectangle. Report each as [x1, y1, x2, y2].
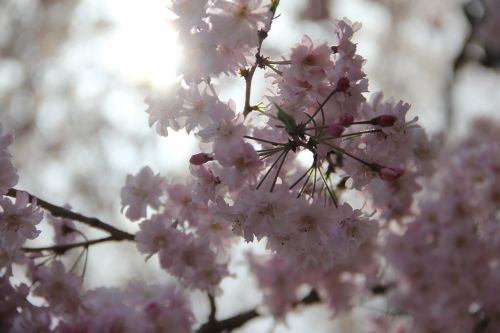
[379, 167, 405, 181]
[336, 77, 350, 92]
[189, 153, 212, 166]
[338, 113, 354, 127]
[371, 115, 397, 127]
[327, 123, 345, 138]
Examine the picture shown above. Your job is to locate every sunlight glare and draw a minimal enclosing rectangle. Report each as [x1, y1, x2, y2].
[102, 0, 180, 88]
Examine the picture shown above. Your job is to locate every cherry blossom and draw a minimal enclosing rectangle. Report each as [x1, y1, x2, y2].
[31, 261, 82, 315]
[209, 0, 272, 48]
[0, 191, 43, 249]
[3, 2, 499, 331]
[120, 166, 163, 221]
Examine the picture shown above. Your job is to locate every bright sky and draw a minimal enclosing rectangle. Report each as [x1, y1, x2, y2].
[99, 0, 180, 88]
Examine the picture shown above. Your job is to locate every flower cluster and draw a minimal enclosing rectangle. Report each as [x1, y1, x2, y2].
[57, 282, 194, 333]
[3, 0, 499, 331]
[384, 119, 500, 332]
[169, 0, 273, 81]
[133, 4, 435, 321]
[140, 11, 432, 281]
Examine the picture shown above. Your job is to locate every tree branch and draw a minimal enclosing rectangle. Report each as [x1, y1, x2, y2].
[197, 290, 320, 333]
[208, 293, 217, 323]
[6, 188, 135, 241]
[243, 4, 280, 117]
[23, 236, 120, 254]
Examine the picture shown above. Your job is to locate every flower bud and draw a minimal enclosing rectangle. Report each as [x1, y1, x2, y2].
[338, 113, 354, 127]
[336, 77, 350, 92]
[379, 167, 405, 181]
[189, 153, 213, 166]
[327, 123, 345, 138]
[371, 115, 397, 127]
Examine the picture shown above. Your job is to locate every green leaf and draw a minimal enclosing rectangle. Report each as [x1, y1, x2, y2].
[271, 0, 280, 13]
[275, 103, 297, 133]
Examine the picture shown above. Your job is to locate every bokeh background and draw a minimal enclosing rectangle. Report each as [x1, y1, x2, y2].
[1, 0, 499, 331]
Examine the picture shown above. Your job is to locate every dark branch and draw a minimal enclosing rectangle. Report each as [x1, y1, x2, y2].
[242, 6, 280, 117]
[208, 293, 217, 323]
[197, 289, 320, 333]
[23, 236, 123, 255]
[6, 188, 135, 241]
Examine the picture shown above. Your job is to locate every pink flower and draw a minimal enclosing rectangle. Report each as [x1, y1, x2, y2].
[158, 232, 229, 294]
[189, 153, 213, 165]
[370, 114, 398, 127]
[120, 166, 163, 221]
[209, 0, 272, 48]
[145, 86, 184, 137]
[180, 83, 229, 133]
[189, 164, 220, 203]
[196, 110, 246, 145]
[180, 31, 254, 81]
[290, 35, 332, 75]
[135, 213, 174, 257]
[214, 140, 262, 189]
[338, 113, 354, 126]
[165, 182, 200, 222]
[59, 282, 194, 333]
[0, 191, 43, 248]
[249, 254, 304, 318]
[32, 261, 82, 315]
[327, 123, 345, 138]
[335, 77, 350, 92]
[168, 0, 210, 34]
[379, 166, 405, 181]
[0, 241, 28, 276]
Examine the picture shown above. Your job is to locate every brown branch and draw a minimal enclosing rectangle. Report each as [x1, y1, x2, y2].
[242, 5, 280, 117]
[197, 290, 320, 333]
[243, 35, 267, 117]
[6, 188, 135, 241]
[208, 293, 217, 323]
[23, 236, 119, 254]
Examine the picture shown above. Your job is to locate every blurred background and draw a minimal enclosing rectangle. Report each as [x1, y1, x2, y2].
[1, 0, 499, 331]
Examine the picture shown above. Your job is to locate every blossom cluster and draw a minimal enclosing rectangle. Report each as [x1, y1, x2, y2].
[140, 1, 433, 301]
[1, 0, 499, 332]
[0, 132, 194, 332]
[169, 0, 273, 81]
[2, 261, 193, 333]
[384, 119, 500, 333]
[0, 127, 43, 278]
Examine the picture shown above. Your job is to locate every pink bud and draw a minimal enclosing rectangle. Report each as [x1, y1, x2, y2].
[327, 123, 345, 138]
[145, 302, 161, 318]
[371, 115, 397, 127]
[336, 77, 350, 92]
[189, 153, 212, 165]
[379, 167, 405, 181]
[338, 113, 354, 127]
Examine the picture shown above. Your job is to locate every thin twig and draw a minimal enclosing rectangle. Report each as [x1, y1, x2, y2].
[305, 88, 339, 125]
[22, 236, 120, 254]
[242, 7, 280, 117]
[319, 142, 376, 170]
[6, 188, 135, 241]
[244, 135, 284, 146]
[317, 166, 338, 207]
